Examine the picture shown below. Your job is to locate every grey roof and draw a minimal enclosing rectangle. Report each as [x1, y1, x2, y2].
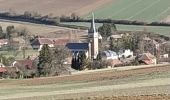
[66, 43, 89, 51]
[102, 50, 117, 57]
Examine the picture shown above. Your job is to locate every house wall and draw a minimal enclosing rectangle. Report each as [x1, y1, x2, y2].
[101, 55, 118, 61]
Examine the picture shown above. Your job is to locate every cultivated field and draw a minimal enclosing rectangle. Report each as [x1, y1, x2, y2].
[0, 0, 111, 16]
[62, 22, 170, 37]
[0, 19, 88, 39]
[86, 0, 170, 22]
[0, 65, 170, 100]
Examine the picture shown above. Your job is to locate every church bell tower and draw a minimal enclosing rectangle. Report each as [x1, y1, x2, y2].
[88, 13, 98, 59]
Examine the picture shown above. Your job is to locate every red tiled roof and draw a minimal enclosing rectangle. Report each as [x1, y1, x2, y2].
[0, 67, 7, 73]
[111, 59, 122, 66]
[16, 59, 34, 69]
[138, 53, 156, 65]
[143, 53, 155, 60]
[0, 39, 8, 45]
[143, 60, 153, 65]
[53, 39, 70, 46]
[32, 38, 70, 46]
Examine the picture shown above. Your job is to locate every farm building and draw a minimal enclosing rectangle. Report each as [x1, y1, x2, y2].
[137, 53, 157, 65]
[31, 38, 70, 50]
[12, 59, 34, 69]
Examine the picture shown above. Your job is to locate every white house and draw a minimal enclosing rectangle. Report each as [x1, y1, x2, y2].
[101, 50, 119, 60]
[0, 63, 5, 68]
[0, 39, 8, 48]
[118, 49, 133, 58]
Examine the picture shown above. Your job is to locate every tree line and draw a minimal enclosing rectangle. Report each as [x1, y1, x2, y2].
[0, 11, 170, 29]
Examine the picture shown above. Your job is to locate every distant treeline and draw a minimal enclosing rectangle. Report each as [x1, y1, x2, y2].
[0, 12, 88, 30]
[0, 11, 170, 28]
[63, 19, 170, 27]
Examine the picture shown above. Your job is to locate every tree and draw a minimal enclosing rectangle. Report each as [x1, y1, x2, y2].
[70, 13, 80, 20]
[6, 25, 15, 40]
[0, 26, 5, 39]
[96, 51, 102, 61]
[0, 26, 3, 34]
[37, 44, 52, 76]
[0, 55, 15, 66]
[50, 47, 71, 75]
[52, 47, 70, 68]
[71, 52, 89, 70]
[78, 52, 87, 70]
[98, 23, 117, 37]
[24, 11, 32, 18]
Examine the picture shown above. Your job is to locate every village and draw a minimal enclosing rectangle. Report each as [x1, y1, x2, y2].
[0, 13, 170, 78]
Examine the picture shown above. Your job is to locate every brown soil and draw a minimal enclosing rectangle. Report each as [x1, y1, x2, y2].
[1, 65, 170, 86]
[0, 0, 112, 16]
[77, 94, 170, 100]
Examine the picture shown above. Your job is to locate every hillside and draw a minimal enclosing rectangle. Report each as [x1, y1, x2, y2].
[86, 0, 170, 22]
[0, 65, 170, 100]
[0, 0, 111, 16]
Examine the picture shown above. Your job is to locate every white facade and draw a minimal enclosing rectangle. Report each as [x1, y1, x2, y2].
[101, 50, 119, 60]
[0, 63, 5, 67]
[38, 44, 54, 51]
[119, 49, 133, 58]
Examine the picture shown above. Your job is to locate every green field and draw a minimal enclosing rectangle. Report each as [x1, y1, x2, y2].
[0, 50, 39, 60]
[62, 22, 170, 37]
[85, 0, 170, 22]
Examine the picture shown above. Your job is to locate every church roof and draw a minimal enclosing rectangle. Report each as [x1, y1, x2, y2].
[66, 43, 89, 51]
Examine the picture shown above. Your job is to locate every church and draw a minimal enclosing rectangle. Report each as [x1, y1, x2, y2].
[66, 13, 99, 60]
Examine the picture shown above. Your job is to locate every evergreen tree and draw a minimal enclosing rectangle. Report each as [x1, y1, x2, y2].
[0, 26, 4, 39]
[0, 26, 3, 34]
[6, 25, 15, 40]
[37, 44, 52, 76]
[96, 51, 102, 61]
[78, 52, 87, 70]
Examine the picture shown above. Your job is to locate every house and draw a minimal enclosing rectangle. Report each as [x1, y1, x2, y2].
[0, 39, 8, 47]
[101, 50, 119, 60]
[66, 43, 91, 58]
[0, 63, 5, 68]
[143, 37, 160, 55]
[118, 49, 133, 58]
[137, 53, 157, 65]
[31, 38, 70, 50]
[107, 34, 122, 41]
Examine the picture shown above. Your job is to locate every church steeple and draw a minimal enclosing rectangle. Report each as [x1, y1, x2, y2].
[88, 13, 99, 60]
[89, 13, 96, 33]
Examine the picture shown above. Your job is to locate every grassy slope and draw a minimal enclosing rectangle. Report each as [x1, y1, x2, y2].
[86, 0, 170, 22]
